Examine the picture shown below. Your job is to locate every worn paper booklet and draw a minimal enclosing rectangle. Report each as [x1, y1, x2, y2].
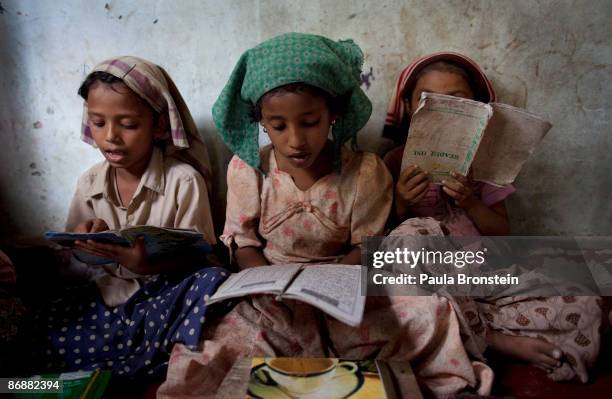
[207, 264, 365, 327]
[400, 92, 552, 186]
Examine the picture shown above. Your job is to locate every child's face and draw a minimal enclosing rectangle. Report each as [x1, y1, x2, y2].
[86, 81, 162, 175]
[261, 90, 332, 171]
[406, 70, 474, 117]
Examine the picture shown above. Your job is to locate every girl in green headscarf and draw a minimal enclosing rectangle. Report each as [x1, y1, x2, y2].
[214, 32, 393, 267]
[158, 33, 493, 398]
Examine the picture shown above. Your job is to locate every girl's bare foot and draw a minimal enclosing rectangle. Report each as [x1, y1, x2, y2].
[487, 330, 562, 371]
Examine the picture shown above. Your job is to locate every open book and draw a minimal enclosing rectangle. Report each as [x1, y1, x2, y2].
[207, 264, 366, 327]
[400, 92, 552, 186]
[45, 226, 210, 265]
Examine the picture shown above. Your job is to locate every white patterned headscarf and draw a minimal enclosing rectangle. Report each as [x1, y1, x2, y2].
[81, 56, 212, 191]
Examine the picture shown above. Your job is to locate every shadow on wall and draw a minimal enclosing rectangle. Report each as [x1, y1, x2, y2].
[0, 2, 38, 238]
[194, 118, 233, 239]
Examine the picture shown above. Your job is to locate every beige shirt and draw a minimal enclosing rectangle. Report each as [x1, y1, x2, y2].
[66, 147, 216, 305]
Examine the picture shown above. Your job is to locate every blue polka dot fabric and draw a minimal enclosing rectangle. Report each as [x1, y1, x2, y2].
[21, 267, 231, 378]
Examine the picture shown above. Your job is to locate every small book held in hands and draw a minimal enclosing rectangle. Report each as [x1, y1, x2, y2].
[45, 226, 210, 265]
[207, 264, 366, 327]
[400, 92, 552, 186]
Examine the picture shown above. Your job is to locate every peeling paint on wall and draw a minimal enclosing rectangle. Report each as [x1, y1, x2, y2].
[360, 66, 375, 90]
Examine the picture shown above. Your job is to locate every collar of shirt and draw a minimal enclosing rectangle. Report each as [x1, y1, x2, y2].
[83, 147, 167, 200]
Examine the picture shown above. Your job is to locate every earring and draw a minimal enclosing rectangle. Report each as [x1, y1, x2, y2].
[261, 124, 268, 134]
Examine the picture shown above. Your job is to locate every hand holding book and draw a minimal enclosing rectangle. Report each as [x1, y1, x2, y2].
[394, 165, 431, 219]
[74, 235, 149, 274]
[441, 170, 476, 207]
[67, 218, 149, 271]
[45, 225, 210, 266]
[396, 165, 430, 205]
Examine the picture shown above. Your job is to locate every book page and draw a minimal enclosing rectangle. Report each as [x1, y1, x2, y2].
[472, 103, 552, 185]
[207, 264, 303, 304]
[283, 264, 365, 327]
[120, 226, 209, 255]
[400, 92, 493, 182]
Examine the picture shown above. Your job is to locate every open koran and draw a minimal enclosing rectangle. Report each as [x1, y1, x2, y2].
[207, 264, 366, 327]
[400, 92, 552, 186]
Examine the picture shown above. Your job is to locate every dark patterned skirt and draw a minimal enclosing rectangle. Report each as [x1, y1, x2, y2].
[15, 267, 231, 379]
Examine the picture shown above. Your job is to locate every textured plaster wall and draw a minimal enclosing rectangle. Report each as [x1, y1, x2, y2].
[0, 0, 610, 238]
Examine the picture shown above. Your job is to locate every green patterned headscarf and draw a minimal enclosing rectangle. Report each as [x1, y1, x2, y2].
[212, 32, 372, 170]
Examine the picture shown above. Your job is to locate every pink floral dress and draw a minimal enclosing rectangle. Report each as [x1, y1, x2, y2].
[220, 145, 393, 263]
[386, 146, 600, 383]
[159, 146, 495, 398]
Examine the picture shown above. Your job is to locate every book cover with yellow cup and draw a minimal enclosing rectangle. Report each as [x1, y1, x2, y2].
[246, 357, 390, 399]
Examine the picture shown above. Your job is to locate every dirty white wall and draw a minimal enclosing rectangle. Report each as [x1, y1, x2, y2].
[0, 0, 610, 238]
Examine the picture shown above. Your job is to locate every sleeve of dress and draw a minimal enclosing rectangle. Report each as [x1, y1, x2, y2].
[219, 155, 263, 250]
[350, 153, 394, 246]
[174, 171, 217, 245]
[478, 183, 516, 207]
[65, 174, 96, 231]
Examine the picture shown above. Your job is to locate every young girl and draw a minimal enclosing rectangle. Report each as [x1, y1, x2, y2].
[14, 57, 229, 379]
[383, 52, 601, 382]
[158, 34, 493, 398]
[383, 52, 511, 236]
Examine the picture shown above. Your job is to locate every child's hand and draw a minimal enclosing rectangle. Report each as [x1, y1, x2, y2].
[73, 218, 109, 233]
[75, 237, 149, 274]
[441, 171, 477, 209]
[396, 165, 430, 207]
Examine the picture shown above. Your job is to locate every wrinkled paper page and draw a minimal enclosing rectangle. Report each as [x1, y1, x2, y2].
[284, 264, 365, 326]
[207, 264, 302, 304]
[472, 103, 552, 185]
[400, 93, 493, 182]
